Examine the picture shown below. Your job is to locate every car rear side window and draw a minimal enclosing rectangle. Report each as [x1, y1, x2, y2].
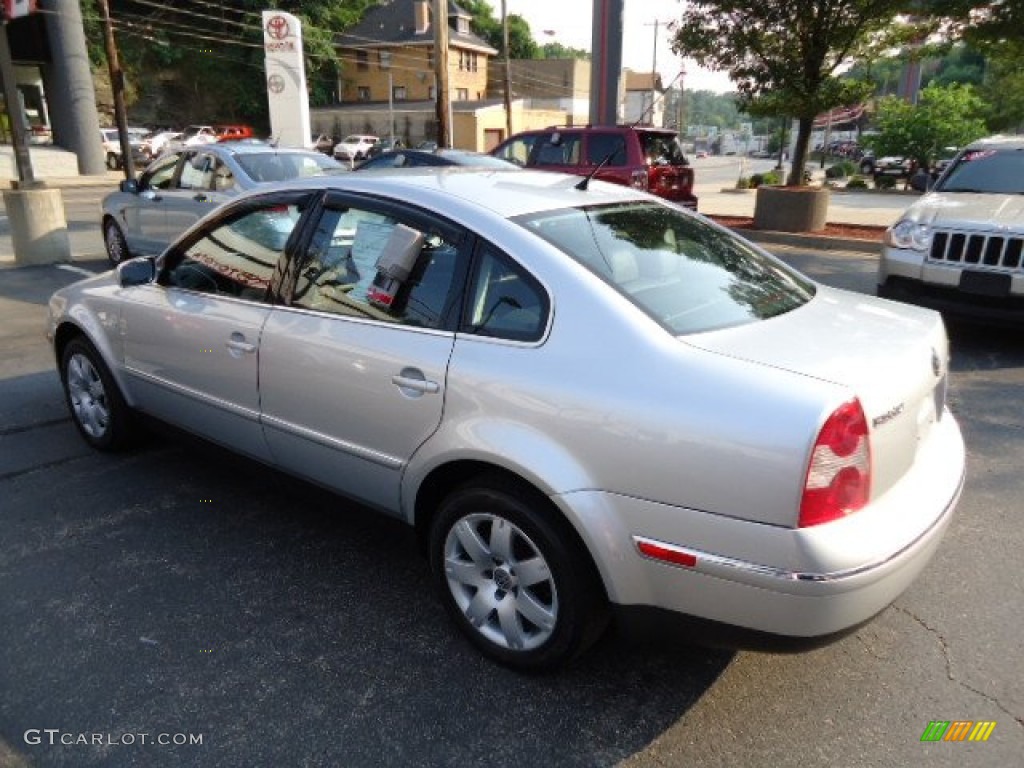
[519, 202, 813, 335]
[586, 134, 627, 166]
[463, 246, 548, 342]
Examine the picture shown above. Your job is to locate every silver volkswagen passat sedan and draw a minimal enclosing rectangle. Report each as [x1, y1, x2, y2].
[49, 169, 965, 671]
[100, 142, 344, 265]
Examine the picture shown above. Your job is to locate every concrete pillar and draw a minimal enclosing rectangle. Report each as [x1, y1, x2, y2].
[39, 0, 104, 175]
[589, 0, 624, 126]
[3, 187, 71, 264]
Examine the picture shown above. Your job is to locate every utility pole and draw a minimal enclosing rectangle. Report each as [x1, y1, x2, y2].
[501, 0, 512, 139]
[0, 19, 36, 186]
[645, 20, 660, 126]
[99, 0, 134, 179]
[432, 0, 450, 148]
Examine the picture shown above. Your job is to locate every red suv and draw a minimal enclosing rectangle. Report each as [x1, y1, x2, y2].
[490, 125, 697, 209]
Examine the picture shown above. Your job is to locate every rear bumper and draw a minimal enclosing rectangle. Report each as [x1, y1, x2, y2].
[557, 411, 965, 643]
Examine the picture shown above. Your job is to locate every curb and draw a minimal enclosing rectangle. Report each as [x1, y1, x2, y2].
[735, 228, 881, 254]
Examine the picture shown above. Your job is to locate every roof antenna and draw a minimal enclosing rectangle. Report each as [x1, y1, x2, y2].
[575, 70, 684, 191]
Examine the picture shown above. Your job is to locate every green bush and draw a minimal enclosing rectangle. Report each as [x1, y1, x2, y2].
[846, 176, 868, 189]
[874, 175, 897, 190]
[825, 160, 857, 179]
[749, 173, 764, 188]
[761, 170, 782, 186]
[735, 176, 751, 189]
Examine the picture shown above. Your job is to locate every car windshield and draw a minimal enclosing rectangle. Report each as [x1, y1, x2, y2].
[518, 202, 814, 335]
[936, 148, 1024, 194]
[236, 152, 343, 182]
[640, 133, 688, 166]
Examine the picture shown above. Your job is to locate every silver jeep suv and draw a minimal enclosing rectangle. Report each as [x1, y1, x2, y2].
[878, 135, 1024, 323]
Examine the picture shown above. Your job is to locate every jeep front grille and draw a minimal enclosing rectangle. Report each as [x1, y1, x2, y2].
[929, 231, 1024, 270]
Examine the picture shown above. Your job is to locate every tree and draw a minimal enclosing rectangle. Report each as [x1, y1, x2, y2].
[669, 1, 905, 186]
[459, 0, 538, 58]
[83, 1, 376, 126]
[867, 83, 988, 168]
[539, 41, 590, 60]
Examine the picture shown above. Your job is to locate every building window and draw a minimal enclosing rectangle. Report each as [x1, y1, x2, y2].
[379, 50, 391, 70]
[358, 87, 371, 101]
[470, 53, 478, 73]
[428, 86, 436, 100]
[356, 50, 368, 71]
[458, 51, 465, 71]
[393, 86, 407, 101]
[456, 88, 468, 101]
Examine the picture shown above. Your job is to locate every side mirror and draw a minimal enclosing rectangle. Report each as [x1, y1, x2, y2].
[117, 257, 155, 287]
[119, 178, 139, 194]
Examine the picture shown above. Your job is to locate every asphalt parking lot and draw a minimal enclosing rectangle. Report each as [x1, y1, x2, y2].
[0, 207, 1021, 766]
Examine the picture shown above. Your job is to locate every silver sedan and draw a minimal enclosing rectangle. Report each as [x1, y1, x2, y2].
[49, 169, 965, 671]
[100, 143, 344, 265]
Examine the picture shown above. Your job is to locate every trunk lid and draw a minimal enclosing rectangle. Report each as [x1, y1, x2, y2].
[684, 287, 950, 498]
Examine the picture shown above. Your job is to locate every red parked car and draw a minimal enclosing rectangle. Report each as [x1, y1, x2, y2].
[216, 124, 255, 142]
[490, 125, 697, 209]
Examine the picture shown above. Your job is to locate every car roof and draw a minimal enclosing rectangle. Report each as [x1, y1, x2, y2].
[247, 167, 650, 219]
[964, 134, 1024, 152]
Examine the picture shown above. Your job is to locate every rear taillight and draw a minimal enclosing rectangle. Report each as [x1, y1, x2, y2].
[630, 168, 648, 190]
[799, 399, 871, 527]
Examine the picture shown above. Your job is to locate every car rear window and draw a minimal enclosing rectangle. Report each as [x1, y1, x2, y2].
[518, 202, 814, 335]
[236, 152, 342, 182]
[936, 147, 1024, 194]
[639, 133, 688, 166]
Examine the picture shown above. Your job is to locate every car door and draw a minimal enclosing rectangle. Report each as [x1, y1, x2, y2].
[118, 152, 181, 255]
[161, 150, 219, 241]
[259, 192, 469, 513]
[119, 192, 315, 460]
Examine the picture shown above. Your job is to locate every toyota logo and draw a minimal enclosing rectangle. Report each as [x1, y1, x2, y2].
[266, 15, 290, 40]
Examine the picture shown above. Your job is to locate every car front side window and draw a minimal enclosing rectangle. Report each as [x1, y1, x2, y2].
[494, 136, 536, 166]
[161, 199, 308, 300]
[141, 153, 179, 191]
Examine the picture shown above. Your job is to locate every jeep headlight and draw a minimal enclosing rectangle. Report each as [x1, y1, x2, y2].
[885, 220, 931, 251]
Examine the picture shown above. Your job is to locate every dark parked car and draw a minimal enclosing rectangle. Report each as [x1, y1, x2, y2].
[354, 148, 519, 171]
[490, 125, 697, 209]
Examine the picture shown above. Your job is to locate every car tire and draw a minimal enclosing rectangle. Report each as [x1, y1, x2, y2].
[429, 476, 608, 671]
[60, 337, 135, 452]
[103, 219, 131, 265]
[859, 160, 874, 175]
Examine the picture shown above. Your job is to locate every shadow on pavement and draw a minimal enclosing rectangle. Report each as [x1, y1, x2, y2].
[0, 419, 733, 768]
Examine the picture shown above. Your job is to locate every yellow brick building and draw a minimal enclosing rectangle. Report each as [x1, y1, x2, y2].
[335, 1, 496, 105]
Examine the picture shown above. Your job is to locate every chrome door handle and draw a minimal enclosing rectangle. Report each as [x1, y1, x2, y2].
[391, 375, 440, 394]
[392, 366, 440, 397]
[226, 332, 256, 355]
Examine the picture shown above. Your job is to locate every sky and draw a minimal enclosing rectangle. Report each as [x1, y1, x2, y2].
[507, 0, 736, 94]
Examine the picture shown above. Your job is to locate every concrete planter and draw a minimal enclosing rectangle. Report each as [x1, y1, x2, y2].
[753, 185, 830, 233]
